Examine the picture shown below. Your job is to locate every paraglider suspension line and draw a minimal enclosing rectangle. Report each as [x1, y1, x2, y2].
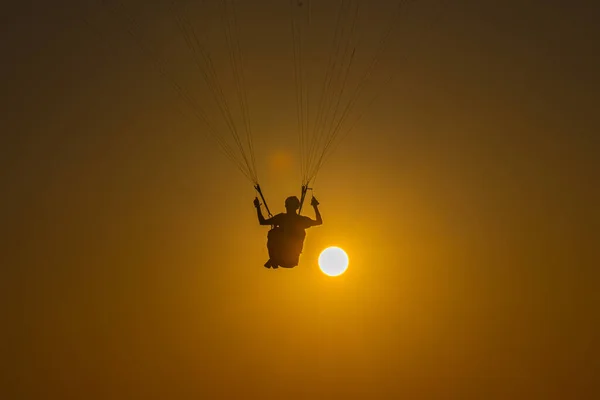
[298, 184, 312, 214]
[254, 184, 273, 218]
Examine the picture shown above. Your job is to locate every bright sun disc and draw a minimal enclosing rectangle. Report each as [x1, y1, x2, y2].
[318, 247, 349, 277]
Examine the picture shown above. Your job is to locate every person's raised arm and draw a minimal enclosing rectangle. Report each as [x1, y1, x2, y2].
[310, 196, 323, 226]
[254, 197, 276, 225]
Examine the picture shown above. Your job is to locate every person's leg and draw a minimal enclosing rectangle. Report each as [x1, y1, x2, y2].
[265, 228, 283, 269]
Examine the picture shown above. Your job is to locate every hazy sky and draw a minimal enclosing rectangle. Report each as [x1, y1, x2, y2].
[2, 1, 599, 399]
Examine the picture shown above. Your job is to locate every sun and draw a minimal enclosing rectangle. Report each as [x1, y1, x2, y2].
[318, 247, 349, 277]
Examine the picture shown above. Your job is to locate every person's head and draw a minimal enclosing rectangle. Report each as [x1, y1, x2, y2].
[285, 196, 300, 213]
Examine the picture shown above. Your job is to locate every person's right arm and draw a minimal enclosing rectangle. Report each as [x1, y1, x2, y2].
[255, 198, 277, 225]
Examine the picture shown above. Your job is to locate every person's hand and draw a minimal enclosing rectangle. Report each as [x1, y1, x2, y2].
[253, 197, 260, 208]
[311, 196, 319, 207]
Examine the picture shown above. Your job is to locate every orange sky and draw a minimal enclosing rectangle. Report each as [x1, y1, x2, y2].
[2, 1, 598, 399]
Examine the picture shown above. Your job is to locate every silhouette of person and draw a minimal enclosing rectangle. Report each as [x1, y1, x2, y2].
[254, 195, 322, 269]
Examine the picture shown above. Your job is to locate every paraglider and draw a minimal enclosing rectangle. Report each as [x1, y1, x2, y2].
[254, 195, 322, 269]
[86, 0, 440, 268]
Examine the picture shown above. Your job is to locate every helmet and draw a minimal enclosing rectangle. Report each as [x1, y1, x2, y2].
[285, 196, 300, 210]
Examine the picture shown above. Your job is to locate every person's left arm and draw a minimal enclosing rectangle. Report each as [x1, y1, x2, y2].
[305, 197, 323, 227]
